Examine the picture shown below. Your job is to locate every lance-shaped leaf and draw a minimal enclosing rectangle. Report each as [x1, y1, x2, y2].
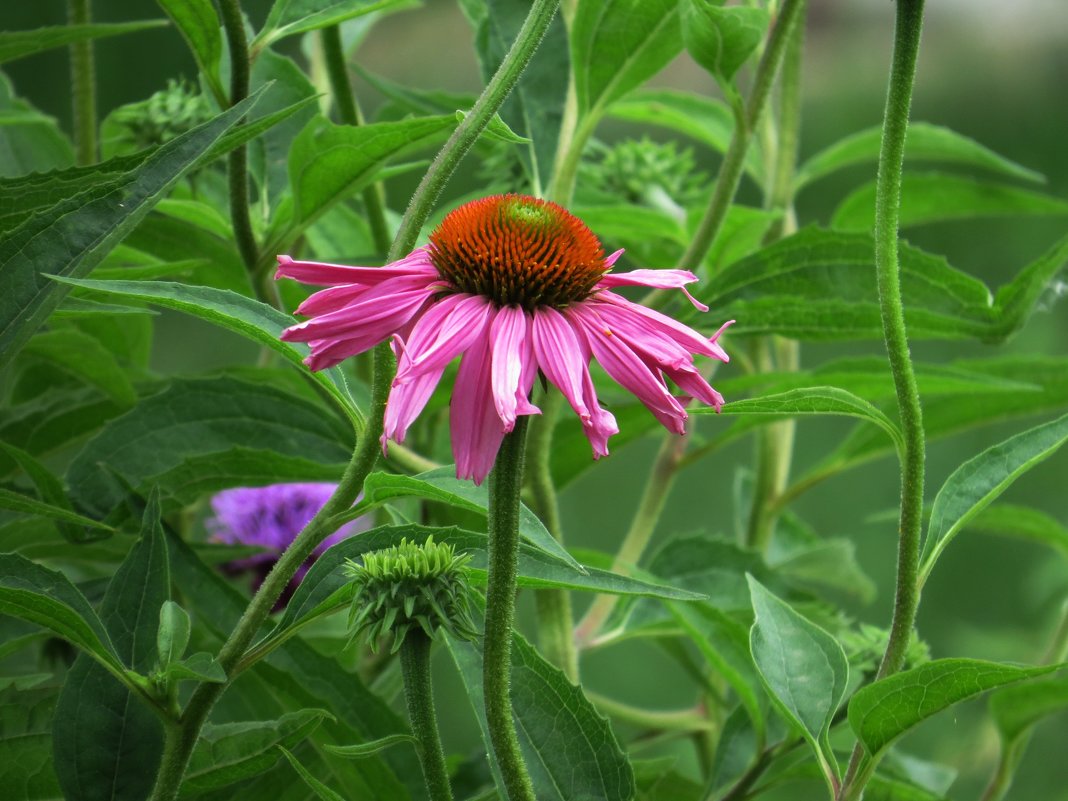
[747, 576, 848, 787]
[0, 90, 263, 367]
[0, 20, 168, 65]
[849, 659, 1061, 758]
[921, 412, 1068, 582]
[53, 489, 170, 801]
[253, 0, 406, 50]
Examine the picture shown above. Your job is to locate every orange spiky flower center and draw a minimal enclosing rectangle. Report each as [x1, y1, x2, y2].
[428, 194, 607, 310]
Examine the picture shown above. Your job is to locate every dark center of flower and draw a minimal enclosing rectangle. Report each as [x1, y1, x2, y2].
[428, 194, 607, 309]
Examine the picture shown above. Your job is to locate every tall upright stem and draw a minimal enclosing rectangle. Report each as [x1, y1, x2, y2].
[484, 418, 535, 801]
[401, 631, 454, 801]
[68, 0, 97, 165]
[838, 2, 926, 798]
[218, 0, 259, 277]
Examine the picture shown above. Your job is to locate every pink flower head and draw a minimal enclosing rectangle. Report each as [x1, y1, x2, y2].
[278, 194, 731, 484]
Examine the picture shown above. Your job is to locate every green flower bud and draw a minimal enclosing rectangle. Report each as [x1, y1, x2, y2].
[581, 137, 708, 210]
[344, 536, 478, 653]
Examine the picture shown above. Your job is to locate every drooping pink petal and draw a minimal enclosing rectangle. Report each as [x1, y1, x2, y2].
[663, 362, 725, 411]
[489, 306, 541, 432]
[589, 300, 696, 371]
[382, 365, 446, 452]
[276, 249, 438, 287]
[450, 313, 506, 485]
[566, 304, 688, 435]
[596, 291, 732, 363]
[532, 307, 590, 420]
[294, 283, 370, 317]
[597, 268, 708, 311]
[394, 294, 493, 384]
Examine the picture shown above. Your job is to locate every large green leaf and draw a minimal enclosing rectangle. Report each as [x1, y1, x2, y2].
[795, 122, 1045, 190]
[832, 173, 1068, 231]
[343, 469, 582, 571]
[0, 91, 262, 368]
[461, 0, 569, 193]
[53, 490, 169, 801]
[920, 413, 1068, 582]
[681, 1, 768, 84]
[253, 0, 407, 50]
[0, 553, 125, 680]
[0, 74, 72, 178]
[0, 20, 168, 65]
[848, 659, 1060, 758]
[21, 327, 138, 406]
[65, 376, 353, 519]
[446, 612, 635, 801]
[156, 0, 225, 102]
[747, 576, 848, 786]
[51, 277, 358, 422]
[571, 0, 683, 116]
[0, 688, 62, 801]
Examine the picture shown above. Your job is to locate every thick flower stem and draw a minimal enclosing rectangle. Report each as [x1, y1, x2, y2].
[678, 0, 805, 276]
[68, 0, 97, 165]
[838, 2, 926, 799]
[400, 631, 454, 801]
[218, 0, 259, 280]
[484, 417, 535, 801]
[320, 25, 392, 257]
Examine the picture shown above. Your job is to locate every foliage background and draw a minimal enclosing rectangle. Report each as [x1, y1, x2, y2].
[1, 0, 1066, 798]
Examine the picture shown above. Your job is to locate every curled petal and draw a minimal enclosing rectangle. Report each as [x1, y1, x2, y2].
[395, 294, 493, 383]
[490, 306, 540, 432]
[596, 268, 708, 311]
[597, 291, 731, 363]
[450, 323, 506, 485]
[382, 365, 446, 452]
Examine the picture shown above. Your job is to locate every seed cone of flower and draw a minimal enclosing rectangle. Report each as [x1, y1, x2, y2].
[344, 537, 478, 653]
[278, 194, 732, 484]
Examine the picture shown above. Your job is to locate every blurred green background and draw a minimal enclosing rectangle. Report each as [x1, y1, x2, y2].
[2, 1, 1066, 798]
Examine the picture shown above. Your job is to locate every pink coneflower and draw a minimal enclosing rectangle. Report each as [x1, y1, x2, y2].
[278, 194, 731, 484]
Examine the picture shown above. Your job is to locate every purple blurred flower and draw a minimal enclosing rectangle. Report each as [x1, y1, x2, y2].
[207, 482, 369, 607]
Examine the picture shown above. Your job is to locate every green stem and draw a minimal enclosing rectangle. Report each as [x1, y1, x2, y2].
[678, 0, 805, 276]
[320, 25, 392, 257]
[575, 432, 687, 647]
[484, 417, 535, 801]
[400, 630, 454, 801]
[68, 0, 97, 165]
[838, 2, 926, 798]
[218, 0, 259, 278]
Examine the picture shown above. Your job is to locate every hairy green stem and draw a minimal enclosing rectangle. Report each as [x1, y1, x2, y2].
[838, 2, 926, 798]
[320, 25, 392, 256]
[401, 631, 454, 801]
[678, 0, 805, 276]
[484, 417, 535, 801]
[68, 0, 97, 165]
[218, 0, 260, 281]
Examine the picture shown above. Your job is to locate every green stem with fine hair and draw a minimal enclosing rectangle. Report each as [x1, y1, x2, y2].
[678, 0, 805, 276]
[485, 417, 535, 801]
[838, 2, 926, 799]
[68, 0, 96, 165]
[320, 25, 392, 257]
[218, 0, 259, 279]
[401, 631, 454, 801]
[148, 2, 560, 798]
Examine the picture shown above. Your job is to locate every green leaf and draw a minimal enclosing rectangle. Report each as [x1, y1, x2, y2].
[157, 600, 190, 669]
[571, 0, 683, 115]
[990, 231, 1068, 340]
[0, 20, 168, 65]
[286, 114, 453, 228]
[747, 576, 848, 785]
[0, 552, 124, 678]
[682, 1, 768, 84]
[0, 74, 72, 177]
[700, 386, 905, 455]
[254, 0, 406, 49]
[795, 122, 1045, 190]
[65, 376, 353, 519]
[51, 277, 358, 422]
[0, 442, 80, 537]
[0, 90, 263, 368]
[0, 709, 62, 801]
[848, 659, 1060, 758]
[21, 328, 138, 406]
[921, 413, 1068, 581]
[156, 0, 225, 103]
[769, 513, 877, 604]
[323, 734, 419, 759]
[277, 746, 347, 801]
[165, 652, 227, 684]
[832, 173, 1068, 231]
[0, 487, 113, 530]
[990, 674, 1068, 743]
[182, 710, 331, 794]
[53, 489, 169, 801]
[446, 613, 635, 801]
[964, 503, 1068, 558]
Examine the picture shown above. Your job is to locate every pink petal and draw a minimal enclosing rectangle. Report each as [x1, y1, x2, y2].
[490, 306, 541, 432]
[596, 291, 731, 363]
[605, 249, 625, 269]
[282, 276, 436, 344]
[276, 249, 438, 287]
[382, 365, 446, 452]
[450, 322, 506, 485]
[664, 362, 725, 411]
[597, 268, 708, 311]
[394, 294, 492, 383]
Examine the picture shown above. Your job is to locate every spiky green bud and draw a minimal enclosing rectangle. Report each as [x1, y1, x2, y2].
[344, 536, 478, 653]
[581, 137, 707, 209]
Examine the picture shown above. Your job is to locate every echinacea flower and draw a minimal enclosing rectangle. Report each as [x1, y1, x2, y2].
[207, 482, 369, 607]
[278, 194, 731, 484]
